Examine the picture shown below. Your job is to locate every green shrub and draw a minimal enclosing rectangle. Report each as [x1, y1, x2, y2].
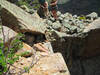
[24, 66, 29, 73]
[0, 39, 7, 75]
[0, 32, 23, 75]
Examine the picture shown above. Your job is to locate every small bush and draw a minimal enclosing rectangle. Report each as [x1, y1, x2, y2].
[0, 33, 23, 75]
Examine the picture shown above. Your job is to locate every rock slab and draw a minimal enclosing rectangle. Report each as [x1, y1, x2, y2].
[26, 53, 70, 75]
[0, 0, 46, 34]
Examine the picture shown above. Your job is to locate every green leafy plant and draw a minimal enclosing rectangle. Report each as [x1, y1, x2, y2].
[0, 32, 23, 75]
[24, 66, 29, 73]
[0, 39, 7, 75]
[20, 51, 30, 57]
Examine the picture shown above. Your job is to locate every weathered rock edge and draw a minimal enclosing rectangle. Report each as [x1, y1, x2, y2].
[51, 18, 100, 59]
[0, 0, 47, 34]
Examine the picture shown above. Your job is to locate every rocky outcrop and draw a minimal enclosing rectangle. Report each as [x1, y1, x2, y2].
[51, 18, 100, 60]
[28, 53, 70, 75]
[10, 53, 70, 75]
[1, 1, 100, 75]
[0, 0, 47, 34]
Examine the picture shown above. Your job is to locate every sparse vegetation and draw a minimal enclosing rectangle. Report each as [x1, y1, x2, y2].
[0, 25, 23, 74]
[15, 0, 40, 10]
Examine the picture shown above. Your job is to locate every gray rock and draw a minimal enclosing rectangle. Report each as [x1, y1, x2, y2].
[70, 26, 77, 31]
[64, 13, 73, 19]
[62, 19, 71, 28]
[46, 20, 53, 26]
[52, 21, 61, 30]
[43, 42, 54, 54]
[73, 15, 78, 19]
[57, 11, 62, 17]
[58, 17, 63, 21]
[60, 26, 69, 32]
[52, 30, 68, 38]
[60, 14, 65, 18]
[77, 27, 83, 33]
[79, 23, 85, 29]
[86, 12, 98, 20]
[68, 26, 77, 34]
[83, 18, 100, 32]
[50, 17, 55, 22]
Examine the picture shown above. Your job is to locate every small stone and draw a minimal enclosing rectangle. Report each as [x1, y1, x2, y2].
[52, 21, 61, 30]
[86, 12, 98, 20]
[60, 26, 69, 32]
[77, 27, 83, 33]
[58, 17, 63, 21]
[64, 13, 70, 17]
[47, 20, 53, 26]
[50, 17, 55, 22]
[60, 14, 65, 18]
[62, 19, 71, 28]
[78, 23, 85, 29]
[73, 15, 78, 18]
[57, 11, 62, 17]
[70, 26, 77, 31]
[52, 30, 67, 38]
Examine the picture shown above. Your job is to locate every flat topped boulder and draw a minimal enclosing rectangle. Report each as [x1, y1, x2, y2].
[0, 0, 47, 34]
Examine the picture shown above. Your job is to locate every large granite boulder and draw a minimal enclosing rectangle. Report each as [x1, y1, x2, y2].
[0, 0, 47, 34]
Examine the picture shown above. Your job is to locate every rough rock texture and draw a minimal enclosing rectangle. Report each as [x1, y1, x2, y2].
[10, 53, 70, 75]
[0, 0, 47, 34]
[0, 26, 17, 44]
[23, 53, 70, 75]
[51, 18, 100, 60]
[9, 57, 33, 75]
[46, 11, 95, 35]
[50, 17, 100, 75]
